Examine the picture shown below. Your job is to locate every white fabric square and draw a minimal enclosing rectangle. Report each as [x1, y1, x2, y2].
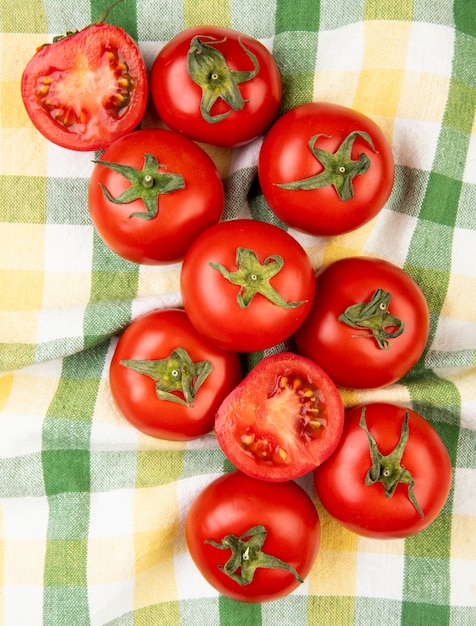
[89, 421, 140, 450]
[88, 490, 134, 538]
[44, 224, 94, 272]
[452, 228, 476, 277]
[355, 551, 405, 599]
[36, 306, 86, 343]
[0, 412, 44, 458]
[452, 468, 476, 516]
[1, 496, 49, 538]
[450, 559, 476, 607]
[406, 23, 455, 76]
[392, 118, 441, 170]
[3, 586, 44, 626]
[316, 23, 364, 71]
[174, 550, 219, 600]
[365, 210, 418, 266]
[433, 317, 476, 352]
[460, 401, 476, 431]
[88, 579, 135, 626]
[47, 142, 95, 179]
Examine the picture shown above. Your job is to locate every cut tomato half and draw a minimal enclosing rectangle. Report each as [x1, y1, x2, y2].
[215, 352, 345, 481]
[21, 23, 148, 151]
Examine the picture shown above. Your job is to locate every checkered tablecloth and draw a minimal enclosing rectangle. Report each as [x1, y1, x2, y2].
[1, 0, 475, 624]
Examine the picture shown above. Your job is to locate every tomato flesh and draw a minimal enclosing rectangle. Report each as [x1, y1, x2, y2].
[215, 352, 344, 481]
[22, 24, 148, 151]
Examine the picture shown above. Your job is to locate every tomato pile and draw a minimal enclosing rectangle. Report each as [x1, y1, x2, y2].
[21, 7, 452, 604]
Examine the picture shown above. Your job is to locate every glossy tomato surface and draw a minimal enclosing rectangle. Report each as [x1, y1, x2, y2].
[88, 129, 224, 264]
[294, 256, 429, 389]
[258, 102, 394, 236]
[180, 219, 315, 352]
[186, 471, 320, 602]
[109, 309, 242, 440]
[215, 353, 345, 481]
[21, 23, 148, 151]
[314, 403, 452, 539]
[150, 26, 282, 147]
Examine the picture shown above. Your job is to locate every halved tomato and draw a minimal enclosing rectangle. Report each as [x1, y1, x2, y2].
[21, 22, 148, 151]
[214, 352, 344, 481]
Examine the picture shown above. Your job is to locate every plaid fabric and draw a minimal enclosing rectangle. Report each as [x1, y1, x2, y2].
[1, 0, 475, 624]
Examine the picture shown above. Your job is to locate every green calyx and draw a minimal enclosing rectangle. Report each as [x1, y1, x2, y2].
[187, 35, 259, 124]
[209, 247, 307, 309]
[338, 288, 404, 350]
[205, 525, 304, 586]
[275, 130, 377, 201]
[120, 347, 212, 407]
[92, 153, 185, 219]
[360, 407, 424, 518]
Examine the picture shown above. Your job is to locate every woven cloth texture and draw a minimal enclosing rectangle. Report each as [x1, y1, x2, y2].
[0, 0, 475, 624]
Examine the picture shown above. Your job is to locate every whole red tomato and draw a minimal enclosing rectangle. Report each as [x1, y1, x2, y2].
[215, 352, 344, 482]
[88, 129, 224, 264]
[109, 309, 242, 440]
[21, 18, 148, 151]
[294, 256, 429, 389]
[150, 26, 282, 147]
[180, 219, 315, 352]
[258, 102, 394, 236]
[186, 471, 320, 602]
[314, 403, 452, 539]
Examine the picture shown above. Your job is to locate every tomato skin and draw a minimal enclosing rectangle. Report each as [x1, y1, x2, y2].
[88, 129, 224, 264]
[109, 309, 242, 441]
[150, 26, 282, 147]
[294, 256, 430, 389]
[186, 471, 320, 602]
[258, 102, 394, 236]
[180, 220, 316, 352]
[215, 352, 345, 482]
[314, 403, 452, 539]
[21, 24, 148, 151]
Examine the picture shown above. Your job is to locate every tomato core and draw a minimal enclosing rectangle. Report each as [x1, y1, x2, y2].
[37, 47, 134, 138]
[237, 372, 327, 468]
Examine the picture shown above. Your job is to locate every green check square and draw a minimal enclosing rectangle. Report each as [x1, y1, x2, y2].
[47, 492, 90, 540]
[90, 451, 138, 491]
[402, 601, 450, 625]
[135, 450, 184, 488]
[46, 178, 91, 225]
[47, 379, 99, 423]
[0, 342, 37, 371]
[42, 449, 90, 496]
[44, 539, 88, 586]
[274, 31, 319, 73]
[0, 455, 46, 497]
[0, 176, 46, 223]
[364, 0, 412, 20]
[275, 0, 320, 33]
[419, 172, 461, 227]
[443, 78, 476, 134]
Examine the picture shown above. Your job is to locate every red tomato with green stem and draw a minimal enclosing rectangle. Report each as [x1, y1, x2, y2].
[215, 352, 345, 482]
[186, 470, 320, 602]
[258, 102, 394, 236]
[21, 3, 148, 151]
[88, 129, 224, 264]
[314, 403, 452, 539]
[150, 26, 282, 147]
[109, 308, 242, 441]
[180, 219, 316, 353]
[294, 256, 430, 389]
